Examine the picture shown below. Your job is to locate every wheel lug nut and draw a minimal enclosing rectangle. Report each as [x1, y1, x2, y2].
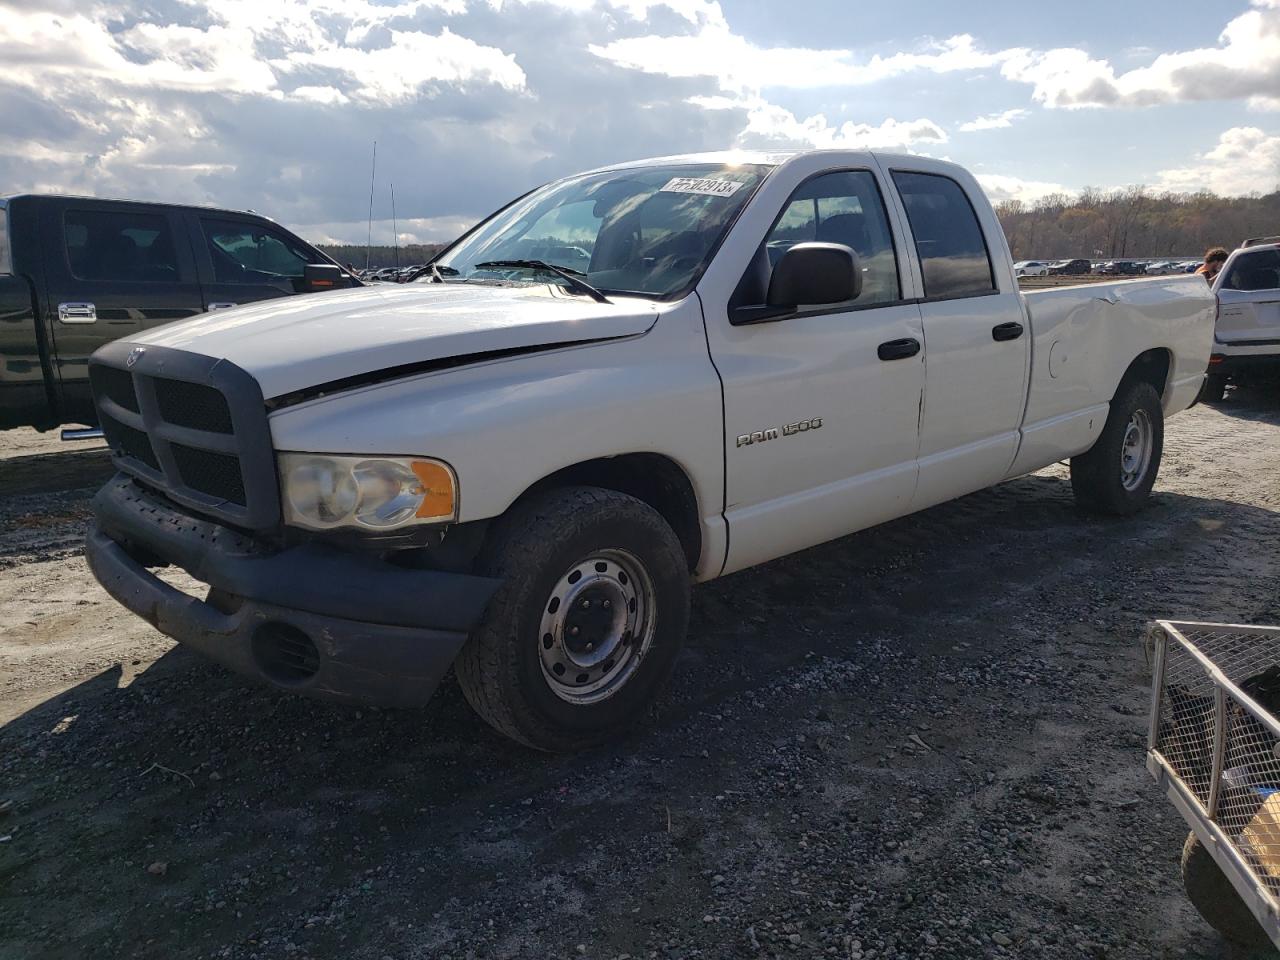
[581, 600, 590, 609]
[570, 626, 580, 636]
[586, 642, 594, 651]
[603, 600, 611, 609]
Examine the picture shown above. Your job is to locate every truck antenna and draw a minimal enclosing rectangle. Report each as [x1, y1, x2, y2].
[365, 140, 377, 273]
[391, 181, 399, 272]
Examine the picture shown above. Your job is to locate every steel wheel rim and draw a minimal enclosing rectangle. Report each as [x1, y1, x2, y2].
[537, 548, 656, 705]
[1120, 409, 1154, 491]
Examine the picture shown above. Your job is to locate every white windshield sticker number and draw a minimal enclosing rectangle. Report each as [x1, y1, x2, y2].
[659, 177, 744, 198]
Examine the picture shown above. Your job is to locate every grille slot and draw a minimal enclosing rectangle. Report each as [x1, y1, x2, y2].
[90, 365, 139, 413]
[170, 444, 246, 505]
[102, 415, 159, 470]
[154, 378, 234, 433]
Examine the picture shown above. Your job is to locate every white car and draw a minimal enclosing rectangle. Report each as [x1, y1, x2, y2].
[1014, 260, 1050, 277]
[84, 150, 1216, 750]
[1204, 241, 1280, 400]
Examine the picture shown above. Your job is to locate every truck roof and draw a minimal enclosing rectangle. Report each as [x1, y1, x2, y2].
[0, 193, 281, 224]
[577, 148, 972, 179]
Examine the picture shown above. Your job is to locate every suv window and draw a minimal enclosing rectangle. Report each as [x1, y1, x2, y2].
[891, 172, 996, 299]
[762, 170, 900, 306]
[65, 209, 180, 283]
[201, 219, 311, 283]
[1222, 248, 1280, 292]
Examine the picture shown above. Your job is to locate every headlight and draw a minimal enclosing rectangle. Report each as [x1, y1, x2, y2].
[279, 454, 457, 531]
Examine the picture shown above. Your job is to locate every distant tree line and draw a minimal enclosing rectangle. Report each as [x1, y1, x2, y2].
[316, 242, 447, 270]
[995, 188, 1280, 261]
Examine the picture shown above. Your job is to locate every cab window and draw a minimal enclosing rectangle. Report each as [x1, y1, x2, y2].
[1222, 248, 1280, 291]
[65, 209, 180, 283]
[201, 219, 311, 283]
[759, 170, 900, 306]
[891, 171, 996, 299]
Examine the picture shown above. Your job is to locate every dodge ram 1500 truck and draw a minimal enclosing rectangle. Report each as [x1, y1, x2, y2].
[0, 194, 355, 432]
[84, 151, 1216, 751]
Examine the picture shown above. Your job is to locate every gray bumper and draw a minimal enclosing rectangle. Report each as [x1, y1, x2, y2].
[86, 474, 500, 708]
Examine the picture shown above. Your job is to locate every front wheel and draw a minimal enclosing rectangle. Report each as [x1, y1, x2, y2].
[1070, 380, 1164, 515]
[455, 486, 691, 752]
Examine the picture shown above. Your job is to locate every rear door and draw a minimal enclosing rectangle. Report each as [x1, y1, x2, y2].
[39, 199, 203, 422]
[187, 213, 318, 311]
[887, 168, 1031, 511]
[1216, 247, 1280, 347]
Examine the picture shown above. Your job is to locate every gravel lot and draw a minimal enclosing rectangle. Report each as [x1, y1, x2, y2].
[2, 388, 1279, 960]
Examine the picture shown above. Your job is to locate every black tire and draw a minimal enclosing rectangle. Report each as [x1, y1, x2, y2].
[1199, 373, 1228, 404]
[1070, 380, 1164, 515]
[1181, 832, 1273, 949]
[455, 486, 691, 752]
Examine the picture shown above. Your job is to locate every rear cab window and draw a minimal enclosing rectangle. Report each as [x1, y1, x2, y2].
[64, 209, 180, 283]
[891, 171, 996, 300]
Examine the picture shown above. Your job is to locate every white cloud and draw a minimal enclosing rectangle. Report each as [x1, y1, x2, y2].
[709, 98, 947, 151]
[1001, 0, 1280, 109]
[1155, 126, 1280, 195]
[975, 174, 1071, 204]
[592, 25, 1009, 92]
[958, 108, 1029, 132]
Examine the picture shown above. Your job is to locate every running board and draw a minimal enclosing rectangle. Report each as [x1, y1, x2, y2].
[61, 427, 104, 441]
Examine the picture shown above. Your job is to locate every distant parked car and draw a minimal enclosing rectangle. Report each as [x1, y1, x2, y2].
[1049, 258, 1091, 276]
[1145, 261, 1176, 275]
[1014, 260, 1050, 277]
[1101, 260, 1145, 275]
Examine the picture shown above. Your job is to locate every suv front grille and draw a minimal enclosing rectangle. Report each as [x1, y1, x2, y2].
[88, 343, 279, 530]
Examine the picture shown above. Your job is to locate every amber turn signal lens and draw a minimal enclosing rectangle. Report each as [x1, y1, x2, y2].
[410, 460, 456, 519]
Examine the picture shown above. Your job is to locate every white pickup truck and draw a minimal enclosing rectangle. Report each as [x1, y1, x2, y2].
[85, 151, 1215, 750]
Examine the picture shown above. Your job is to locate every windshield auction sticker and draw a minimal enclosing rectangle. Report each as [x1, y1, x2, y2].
[659, 177, 744, 198]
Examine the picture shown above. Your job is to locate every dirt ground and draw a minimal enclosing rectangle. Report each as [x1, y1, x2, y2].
[2, 388, 1279, 960]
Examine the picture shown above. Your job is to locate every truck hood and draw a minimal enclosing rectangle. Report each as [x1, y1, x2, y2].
[130, 283, 660, 400]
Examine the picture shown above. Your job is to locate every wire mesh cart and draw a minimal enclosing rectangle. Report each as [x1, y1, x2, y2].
[1148, 620, 1280, 950]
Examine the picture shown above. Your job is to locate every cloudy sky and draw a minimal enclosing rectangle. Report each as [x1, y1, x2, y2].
[5, 0, 1280, 245]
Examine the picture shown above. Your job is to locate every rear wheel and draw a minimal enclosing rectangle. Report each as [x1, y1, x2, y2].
[455, 486, 690, 752]
[1070, 381, 1164, 515]
[1181, 832, 1273, 949]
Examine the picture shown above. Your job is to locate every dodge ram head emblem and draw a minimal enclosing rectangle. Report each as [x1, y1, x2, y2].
[126, 347, 145, 368]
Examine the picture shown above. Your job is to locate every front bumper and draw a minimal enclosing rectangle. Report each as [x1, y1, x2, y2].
[86, 474, 500, 707]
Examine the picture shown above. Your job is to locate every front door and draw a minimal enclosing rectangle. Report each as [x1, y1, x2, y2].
[703, 168, 925, 575]
[888, 170, 1030, 510]
[187, 213, 315, 311]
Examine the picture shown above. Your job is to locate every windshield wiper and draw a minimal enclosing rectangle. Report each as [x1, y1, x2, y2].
[473, 259, 611, 304]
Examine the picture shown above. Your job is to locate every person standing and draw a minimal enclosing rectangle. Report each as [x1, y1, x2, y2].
[1196, 247, 1228, 284]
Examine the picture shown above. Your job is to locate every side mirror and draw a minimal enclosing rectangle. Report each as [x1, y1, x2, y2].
[731, 242, 860, 325]
[769, 242, 860, 307]
[300, 263, 347, 292]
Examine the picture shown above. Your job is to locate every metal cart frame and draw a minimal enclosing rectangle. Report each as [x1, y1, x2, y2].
[1148, 619, 1280, 947]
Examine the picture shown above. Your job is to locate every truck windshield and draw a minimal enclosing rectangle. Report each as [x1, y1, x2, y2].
[427, 163, 770, 299]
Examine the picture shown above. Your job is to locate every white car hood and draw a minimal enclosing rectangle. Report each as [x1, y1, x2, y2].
[131, 283, 660, 399]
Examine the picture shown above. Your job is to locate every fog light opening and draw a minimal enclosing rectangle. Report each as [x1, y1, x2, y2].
[252, 622, 321, 686]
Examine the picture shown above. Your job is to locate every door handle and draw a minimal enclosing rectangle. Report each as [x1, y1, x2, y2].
[877, 337, 921, 361]
[207, 302, 238, 311]
[58, 302, 97, 324]
[992, 321, 1024, 342]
